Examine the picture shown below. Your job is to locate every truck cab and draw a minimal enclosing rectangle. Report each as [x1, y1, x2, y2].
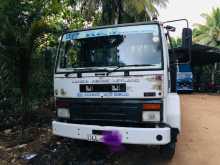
[52, 22, 182, 159]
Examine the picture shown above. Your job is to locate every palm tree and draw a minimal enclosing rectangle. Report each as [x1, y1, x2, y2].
[78, 0, 168, 25]
[193, 8, 220, 85]
[123, 0, 168, 22]
[193, 8, 220, 48]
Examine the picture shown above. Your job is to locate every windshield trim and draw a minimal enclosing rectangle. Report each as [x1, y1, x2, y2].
[64, 22, 161, 35]
[55, 22, 164, 74]
[56, 67, 164, 75]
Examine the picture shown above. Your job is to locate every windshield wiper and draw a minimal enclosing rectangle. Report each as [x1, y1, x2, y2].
[124, 64, 158, 67]
[106, 64, 158, 76]
[64, 68, 109, 77]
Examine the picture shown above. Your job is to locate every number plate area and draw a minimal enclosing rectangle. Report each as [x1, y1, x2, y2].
[87, 134, 99, 142]
[87, 130, 122, 144]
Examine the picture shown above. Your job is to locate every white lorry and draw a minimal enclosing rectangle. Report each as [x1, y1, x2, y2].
[52, 21, 192, 159]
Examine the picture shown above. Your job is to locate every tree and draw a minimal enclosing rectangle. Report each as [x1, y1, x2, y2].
[0, 0, 86, 128]
[0, 0, 54, 127]
[78, 0, 168, 25]
[193, 8, 220, 48]
[193, 8, 220, 85]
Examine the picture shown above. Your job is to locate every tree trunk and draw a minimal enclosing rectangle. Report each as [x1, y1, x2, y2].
[211, 63, 217, 84]
[114, 0, 122, 24]
[144, 6, 152, 21]
[19, 50, 31, 131]
[114, 13, 119, 24]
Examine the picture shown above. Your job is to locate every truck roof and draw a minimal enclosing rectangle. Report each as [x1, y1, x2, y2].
[64, 21, 161, 34]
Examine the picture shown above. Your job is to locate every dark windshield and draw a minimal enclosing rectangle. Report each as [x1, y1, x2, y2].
[58, 26, 162, 69]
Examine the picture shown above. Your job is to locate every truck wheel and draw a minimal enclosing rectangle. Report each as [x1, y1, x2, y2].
[160, 142, 176, 160]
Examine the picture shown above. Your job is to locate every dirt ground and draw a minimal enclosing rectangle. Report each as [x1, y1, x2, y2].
[1, 94, 220, 165]
[169, 94, 220, 165]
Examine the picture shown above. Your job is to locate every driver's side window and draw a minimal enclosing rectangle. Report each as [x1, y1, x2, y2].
[59, 41, 80, 68]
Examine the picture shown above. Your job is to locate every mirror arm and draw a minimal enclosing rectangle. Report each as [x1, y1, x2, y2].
[163, 19, 189, 29]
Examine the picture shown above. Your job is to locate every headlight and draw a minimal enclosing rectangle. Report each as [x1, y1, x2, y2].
[57, 108, 70, 118]
[142, 111, 160, 122]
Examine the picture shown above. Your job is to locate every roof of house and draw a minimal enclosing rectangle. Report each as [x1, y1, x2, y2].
[174, 44, 220, 66]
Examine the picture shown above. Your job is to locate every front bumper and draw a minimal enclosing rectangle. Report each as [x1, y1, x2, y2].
[52, 121, 171, 145]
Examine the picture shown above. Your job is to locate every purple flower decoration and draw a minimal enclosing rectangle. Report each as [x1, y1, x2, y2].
[101, 131, 124, 152]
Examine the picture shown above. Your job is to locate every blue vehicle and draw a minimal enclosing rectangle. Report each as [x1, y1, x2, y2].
[176, 64, 193, 93]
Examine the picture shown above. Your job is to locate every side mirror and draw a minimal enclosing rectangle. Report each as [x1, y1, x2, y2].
[182, 28, 192, 49]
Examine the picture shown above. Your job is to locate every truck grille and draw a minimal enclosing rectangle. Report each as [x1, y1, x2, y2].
[56, 98, 162, 124]
[71, 103, 140, 122]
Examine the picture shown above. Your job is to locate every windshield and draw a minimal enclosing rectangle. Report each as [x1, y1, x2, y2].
[57, 24, 162, 70]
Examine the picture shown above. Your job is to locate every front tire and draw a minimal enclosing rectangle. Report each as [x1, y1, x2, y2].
[160, 142, 176, 160]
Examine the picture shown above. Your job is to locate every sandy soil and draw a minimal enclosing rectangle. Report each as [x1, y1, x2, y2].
[169, 94, 220, 165]
[1, 94, 220, 165]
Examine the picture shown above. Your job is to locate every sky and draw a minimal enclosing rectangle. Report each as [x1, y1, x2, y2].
[157, 0, 220, 37]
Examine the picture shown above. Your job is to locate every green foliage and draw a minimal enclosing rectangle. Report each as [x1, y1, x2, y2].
[193, 8, 220, 85]
[79, 0, 168, 25]
[0, 0, 84, 119]
[193, 8, 220, 48]
[171, 37, 182, 48]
